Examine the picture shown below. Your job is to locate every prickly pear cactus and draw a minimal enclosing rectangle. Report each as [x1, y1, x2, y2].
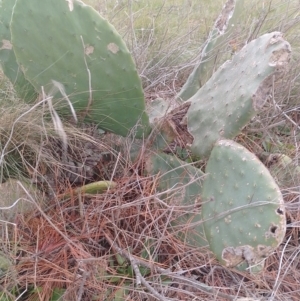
[177, 0, 244, 101]
[187, 32, 291, 158]
[201, 140, 286, 272]
[145, 153, 207, 247]
[0, 0, 37, 101]
[10, 0, 150, 138]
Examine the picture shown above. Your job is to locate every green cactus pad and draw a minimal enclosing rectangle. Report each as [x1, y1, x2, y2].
[147, 98, 172, 127]
[187, 32, 291, 158]
[145, 153, 207, 247]
[11, 0, 150, 138]
[201, 140, 286, 272]
[177, 0, 244, 101]
[0, 0, 37, 101]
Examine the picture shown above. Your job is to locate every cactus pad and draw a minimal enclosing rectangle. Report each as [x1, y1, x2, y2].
[187, 32, 291, 158]
[10, 0, 150, 137]
[145, 153, 207, 247]
[177, 0, 244, 101]
[0, 0, 37, 101]
[201, 140, 286, 272]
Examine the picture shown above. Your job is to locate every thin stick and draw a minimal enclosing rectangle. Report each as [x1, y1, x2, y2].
[77, 269, 90, 301]
[104, 232, 172, 301]
[104, 233, 236, 301]
[80, 35, 93, 117]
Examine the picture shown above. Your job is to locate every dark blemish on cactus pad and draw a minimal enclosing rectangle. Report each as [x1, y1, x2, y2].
[276, 207, 284, 215]
[270, 225, 277, 234]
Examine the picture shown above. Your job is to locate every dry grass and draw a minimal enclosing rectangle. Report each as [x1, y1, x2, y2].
[87, 0, 300, 99]
[0, 0, 300, 300]
[1, 158, 300, 300]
